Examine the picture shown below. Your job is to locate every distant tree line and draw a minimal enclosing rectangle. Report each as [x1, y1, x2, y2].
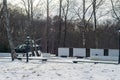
[0, 0, 120, 55]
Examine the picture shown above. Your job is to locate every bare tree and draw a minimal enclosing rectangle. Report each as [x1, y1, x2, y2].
[3, 0, 16, 61]
[72, 0, 105, 48]
[62, 0, 70, 47]
[92, 0, 97, 48]
[43, 0, 51, 53]
[111, 0, 120, 22]
[92, 0, 105, 48]
[72, 0, 93, 47]
[21, 0, 41, 27]
[21, 0, 35, 20]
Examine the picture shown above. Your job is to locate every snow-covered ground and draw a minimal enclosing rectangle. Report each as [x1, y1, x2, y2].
[0, 57, 120, 80]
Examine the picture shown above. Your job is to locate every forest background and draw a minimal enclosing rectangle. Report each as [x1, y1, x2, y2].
[0, 0, 120, 54]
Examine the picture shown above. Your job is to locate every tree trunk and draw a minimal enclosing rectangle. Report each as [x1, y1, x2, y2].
[3, 0, 16, 61]
[27, 0, 30, 20]
[63, 16, 67, 47]
[93, 0, 98, 48]
[30, 0, 33, 21]
[46, 0, 49, 53]
[82, 0, 86, 48]
[58, 0, 62, 47]
[63, 0, 69, 47]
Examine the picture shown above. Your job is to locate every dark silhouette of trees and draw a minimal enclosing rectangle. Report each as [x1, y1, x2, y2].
[0, 0, 119, 55]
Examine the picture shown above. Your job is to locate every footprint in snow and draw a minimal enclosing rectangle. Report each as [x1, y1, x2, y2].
[37, 74, 42, 76]
[56, 73, 62, 76]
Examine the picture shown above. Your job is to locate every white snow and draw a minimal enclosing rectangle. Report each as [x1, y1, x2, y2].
[0, 57, 120, 80]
